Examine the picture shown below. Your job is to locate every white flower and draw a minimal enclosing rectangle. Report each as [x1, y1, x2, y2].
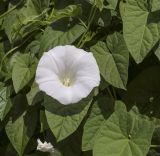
[37, 139, 54, 153]
[36, 45, 100, 105]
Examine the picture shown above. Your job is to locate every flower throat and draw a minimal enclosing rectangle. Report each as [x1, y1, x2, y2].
[62, 77, 71, 87]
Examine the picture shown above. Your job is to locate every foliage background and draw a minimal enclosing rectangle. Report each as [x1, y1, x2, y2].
[0, 0, 160, 156]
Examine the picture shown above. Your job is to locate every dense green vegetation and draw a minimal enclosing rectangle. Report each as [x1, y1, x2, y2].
[0, 0, 160, 156]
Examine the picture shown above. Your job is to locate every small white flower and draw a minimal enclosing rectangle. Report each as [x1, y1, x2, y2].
[36, 45, 100, 105]
[37, 139, 54, 153]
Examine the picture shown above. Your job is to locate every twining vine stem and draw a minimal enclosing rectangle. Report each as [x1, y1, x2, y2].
[0, 31, 38, 71]
[150, 145, 160, 148]
[77, 5, 97, 48]
[0, 0, 23, 19]
[107, 87, 115, 100]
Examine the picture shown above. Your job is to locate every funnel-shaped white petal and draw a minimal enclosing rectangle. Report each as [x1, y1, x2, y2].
[36, 45, 100, 104]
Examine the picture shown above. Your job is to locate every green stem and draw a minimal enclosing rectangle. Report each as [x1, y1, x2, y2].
[107, 87, 114, 100]
[88, 7, 97, 28]
[0, 31, 37, 71]
[78, 18, 87, 29]
[150, 145, 160, 148]
[77, 31, 87, 47]
[87, 6, 94, 25]
[78, 31, 95, 48]
[0, 46, 19, 71]
[0, 0, 23, 19]
[78, 32, 89, 48]
[112, 87, 117, 100]
[77, 7, 97, 48]
[25, 19, 50, 25]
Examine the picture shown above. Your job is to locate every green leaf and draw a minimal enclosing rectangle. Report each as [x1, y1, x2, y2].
[154, 118, 160, 128]
[5, 114, 29, 156]
[91, 32, 129, 89]
[44, 94, 92, 142]
[2, 9, 17, 42]
[0, 82, 4, 88]
[31, 0, 50, 13]
[155, 44, 160, 61]
[26, 82, 40, 105]
[0, 87, 12, 120]
[40, 110, 49, 133]
[25, 40, 40, 56]
[95, 8, 111, 27]
[150, 0, 160, 12]
[106, 32, 129, 87]
[120, 0, 160, 63]
[93, 101, 155, 156]
[88, 0, 104, 11]
[22, 0, 40, 17]
[9, 52, 21, 69]
[106, 0, 118, 10]
[82, 96, 114, 151]
[39, 24, 86, 55]
[5, 108, 37, 156]
[152, 127, 160, 146]
[0, 0, 5, 25]
[12, 54, 37, 93]
[3, 0, 40, 42]
[48, 5, 82, 23]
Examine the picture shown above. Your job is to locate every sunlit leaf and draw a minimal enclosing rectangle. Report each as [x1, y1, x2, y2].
[2, 0, 40, 42]
[91, 32, 129, 89]
[48, 5, 82, 23]
[120, 0, 160, 63]
[39, 24, 86, 55]
[93, 101, 155, 156]
[44, 94, 92, 142]
[106, 0, 118, 10]
[26, 82, 40, 105]
[82, 96, 114, 151]
[0, 87, 12, 120]
[88, 0, 104, 11]
[6, 108, 37, 156]
[12, 54, 37, 93]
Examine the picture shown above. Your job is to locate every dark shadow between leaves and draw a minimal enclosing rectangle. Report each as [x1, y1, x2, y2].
[9, 0, 26, 10]
[50, 17, 78, 32]
[54, 0, 74, 9]
[57, 123, 87, 156]
[147, 10, 160, 24]
[0, 114, 10, 132]
[24, 106, 38, 138]
[50, 19, 68, 31]
[11, 94, 28, 122]
[30, 91, 44, 106]
[97, 96, 115, 120]
[122, 66, 160, 118]
[43, 92, 93, 116]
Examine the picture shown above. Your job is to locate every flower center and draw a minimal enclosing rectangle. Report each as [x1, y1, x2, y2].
[62, 77, 71, 87]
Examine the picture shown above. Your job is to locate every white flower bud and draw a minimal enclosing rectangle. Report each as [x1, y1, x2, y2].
[37, 139, 54, 153]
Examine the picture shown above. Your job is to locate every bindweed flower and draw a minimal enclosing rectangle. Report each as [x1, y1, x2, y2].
[37, 139, 54, 153]
[36, 45, 100, 105]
